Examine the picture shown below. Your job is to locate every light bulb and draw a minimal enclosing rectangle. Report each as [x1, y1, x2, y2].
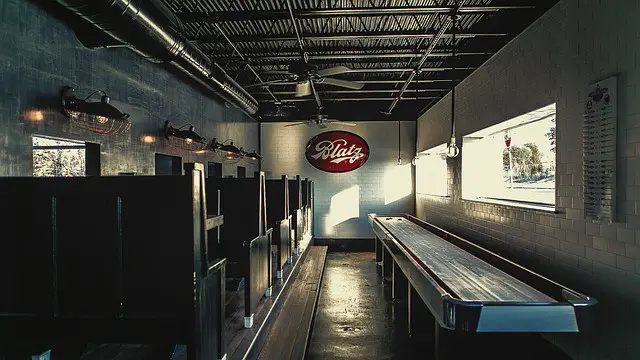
[141, 135, 155, 144]
[95, 115, 109, 124]
[446, 136, 459, 158]
[184, 137, 193, 145]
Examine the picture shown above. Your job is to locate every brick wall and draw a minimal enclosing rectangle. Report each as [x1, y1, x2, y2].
[0, 0, 259, 177]
[416, 0, 640, 358]
[261, 121, 415, 239]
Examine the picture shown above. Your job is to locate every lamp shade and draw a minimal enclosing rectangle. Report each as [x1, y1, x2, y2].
[62, 87, 131, 135]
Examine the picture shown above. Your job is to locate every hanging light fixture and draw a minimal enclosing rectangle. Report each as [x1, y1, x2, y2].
[446, 8, 460, 158]
[164, 121, 208, 152]
[61, 86, 131, 135]
[397, 120, 403, 165]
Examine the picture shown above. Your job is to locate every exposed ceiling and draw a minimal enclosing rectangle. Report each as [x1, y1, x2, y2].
[159, 0, 559, 122]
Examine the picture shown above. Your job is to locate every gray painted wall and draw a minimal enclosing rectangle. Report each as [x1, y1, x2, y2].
[0, 0, 259, 177]
[261, 121, 415, 239]
[416, 0, 640, 358]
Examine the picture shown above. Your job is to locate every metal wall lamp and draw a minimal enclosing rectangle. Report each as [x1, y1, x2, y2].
[164, 121, 208, 152]
[211, 138, 244, 161]
[242, 150, 262, 161]
[61, 86, 131, 135]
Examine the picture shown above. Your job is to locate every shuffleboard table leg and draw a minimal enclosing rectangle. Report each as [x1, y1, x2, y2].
[392, 260, 408, 302]
[375, 237, 382, 265]
[381, 246, 393, 281]
[434, 323, 452, 360]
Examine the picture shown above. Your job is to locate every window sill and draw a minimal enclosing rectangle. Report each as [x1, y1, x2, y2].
[417, 193, 451, 198]
[461, 197, 557, 213]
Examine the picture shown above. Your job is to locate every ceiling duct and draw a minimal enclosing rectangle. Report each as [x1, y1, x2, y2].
[55, 0, 259, 116]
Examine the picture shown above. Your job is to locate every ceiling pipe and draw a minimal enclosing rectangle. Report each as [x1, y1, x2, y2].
[252, 89, 449, 95]
[284, 0, 322, 110]
[385, 0, 470, 115]
[179, 6, 535, 23]
[55, 0, 259, 116]
[254, 79, 455, 85]
[212, 23, 279, 104]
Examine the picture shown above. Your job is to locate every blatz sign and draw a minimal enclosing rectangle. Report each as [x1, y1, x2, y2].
[305, 131, 369, 173]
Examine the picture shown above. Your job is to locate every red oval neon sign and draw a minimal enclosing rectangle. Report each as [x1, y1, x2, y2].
[305, 131, 370, 173]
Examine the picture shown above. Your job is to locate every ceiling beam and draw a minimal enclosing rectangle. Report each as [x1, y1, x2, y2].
[252, 89, 449, 95]
[258, 67, 475, 75]
[260, 97, 440, 102]
[192, 31, 507, 43]
[179, 6, 535, 23]
[212, 51, 490, 62]
[250, 78, 456, 85]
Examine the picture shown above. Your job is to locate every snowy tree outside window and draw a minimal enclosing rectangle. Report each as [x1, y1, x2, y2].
[33, 136, 86, 177]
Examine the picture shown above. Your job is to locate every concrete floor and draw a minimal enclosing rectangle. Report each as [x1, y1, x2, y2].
[307, 252, 571, 360]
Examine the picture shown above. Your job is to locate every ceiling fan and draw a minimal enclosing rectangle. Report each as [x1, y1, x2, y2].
[285, 112, 357, 129]
[249, 61, 365, 97]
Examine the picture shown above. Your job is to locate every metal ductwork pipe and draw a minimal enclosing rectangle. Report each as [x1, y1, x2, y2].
[56, 0, 259, 116]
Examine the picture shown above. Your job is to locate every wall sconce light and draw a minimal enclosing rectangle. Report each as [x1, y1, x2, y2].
[61, 86, 131, 135]
[211, 138, 243, 162]
[164, 121, 208, 152]
[140, 135, 156, 144]
[243, 150, 262, 161]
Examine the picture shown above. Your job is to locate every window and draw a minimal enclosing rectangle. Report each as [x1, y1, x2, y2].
[33, 136, 86, 177]
[155, 153, 182, 176]
[462, 104, 556, 209]
[416, 143, 448, 197]
[207, 161, 222, 179]
[237, 166, 246, 178]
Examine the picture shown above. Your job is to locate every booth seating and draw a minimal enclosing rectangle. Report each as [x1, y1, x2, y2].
[0, 163, 226, 360]
[369, 214, 597, 360]
[288, 176, 303, 255]
[266, 175, 294, 279]
[205, 173, 272, 328]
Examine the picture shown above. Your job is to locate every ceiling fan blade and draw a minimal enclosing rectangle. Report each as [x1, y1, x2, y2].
[295, 81, 312, 97]
[325, 119, 358, 126]
[319, 77, 364, 90]
[284, 122, 308, 127]
[316, 65, 352, 77]
[245, 79, 288, 88]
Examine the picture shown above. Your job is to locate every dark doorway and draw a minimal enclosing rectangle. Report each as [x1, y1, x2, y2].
[85, 142, 101, 176]
[237, 166, 246, 178]
[155, 153, 182, 176]
[207, 161, 222, 179]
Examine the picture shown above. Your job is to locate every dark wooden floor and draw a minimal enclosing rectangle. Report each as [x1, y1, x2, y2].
[256, 246, 328, 360]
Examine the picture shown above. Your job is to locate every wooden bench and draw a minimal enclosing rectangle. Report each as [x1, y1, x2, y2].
[266, 175, 294, 279]
[205, 173, 272, 328]
[255, 246, 328, 360]
[0, 163, 226, 360]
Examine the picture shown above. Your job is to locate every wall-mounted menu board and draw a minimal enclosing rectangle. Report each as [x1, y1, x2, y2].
[583, 76, 616, 223]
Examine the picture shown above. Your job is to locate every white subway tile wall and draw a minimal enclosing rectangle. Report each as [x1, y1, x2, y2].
[261, 122, 416, 239]
[416, 0, 640, 358]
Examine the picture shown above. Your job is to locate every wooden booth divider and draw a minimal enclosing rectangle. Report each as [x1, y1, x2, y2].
[301, 178, 314, 249]
[0, 163, 226, 360]
[205, 172, 272, 328]
[288, 175, 303, 255]
[266, 175, 294, 279]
